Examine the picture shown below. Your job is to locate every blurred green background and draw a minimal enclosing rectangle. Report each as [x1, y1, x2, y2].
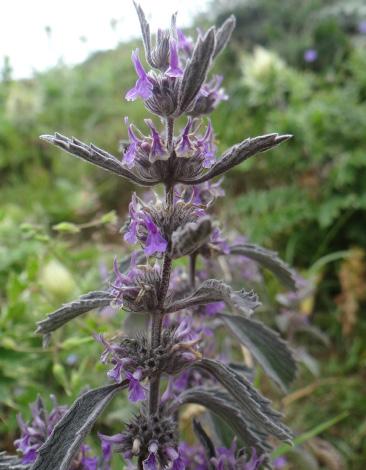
[1, 0, 366, 468]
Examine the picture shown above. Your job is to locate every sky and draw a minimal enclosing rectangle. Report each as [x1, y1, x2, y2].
[0, 0, 210, 79]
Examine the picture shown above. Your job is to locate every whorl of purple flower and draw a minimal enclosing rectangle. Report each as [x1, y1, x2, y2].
[125, 49, 154, 101]
[122, 118, 167, 168]
[94, 334, 146, 403]
[304, 48, 318, 63]
[124, 194, 168, 256]
[14, 396, 97, 469]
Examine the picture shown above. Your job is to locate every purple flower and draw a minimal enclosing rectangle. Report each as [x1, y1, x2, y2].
[143, 442, 159, 470]
[197, 121, 216, 168]
[210, 227, 230, 254]
[304, 48, 318, 63]
[166, 40, 184, 78]
[123, 118, 141, 168]
[126, 368, 146, 403]
[144, 215, 168, 255]
[177, 29, 194, 55]
[178, 118, 193, 154]
[123, 194, 168, 256]
[145, 119, 166, 161]
[125, 49, 154, 101]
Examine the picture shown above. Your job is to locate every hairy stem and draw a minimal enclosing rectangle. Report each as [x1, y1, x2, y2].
[166, 117, 175, 151]
[148, 185, 174, 416]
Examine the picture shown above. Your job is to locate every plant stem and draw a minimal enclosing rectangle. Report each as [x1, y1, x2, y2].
[166, 117, 174, 151]
[148, 185, 174, 416]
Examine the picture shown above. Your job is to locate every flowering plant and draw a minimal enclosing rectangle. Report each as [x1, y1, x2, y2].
[1, 4, 297, 469]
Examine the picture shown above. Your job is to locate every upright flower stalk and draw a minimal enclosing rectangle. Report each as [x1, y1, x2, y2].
[2, 4, 301, 470]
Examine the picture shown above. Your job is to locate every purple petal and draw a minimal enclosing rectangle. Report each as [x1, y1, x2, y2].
[126, 372, 146, 403]
[143, 446, 158, 470]
[125, 50, 154, 101]
[166, 40, 183, 78]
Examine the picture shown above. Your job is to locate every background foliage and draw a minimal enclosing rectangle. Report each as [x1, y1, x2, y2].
[1, 0, 365, 468]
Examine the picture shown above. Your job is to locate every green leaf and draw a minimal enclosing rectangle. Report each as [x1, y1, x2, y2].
[219, 313, 296, 391]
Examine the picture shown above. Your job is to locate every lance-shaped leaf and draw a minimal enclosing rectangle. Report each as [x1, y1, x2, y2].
[219, 314, 297, 391]
[170, 216, 212, 258]
[0, 452, 29, 470]
[229, 243, 298, 291]
[133, 2, 152, 65]
[40, 133, 153, 186]
[186, 133, 292, 184]
[194, 359, 293, 444]
[31, 382, 127, 470]
[164, 278, 260, 315]
[213, 15, 236, 59]
[171, 388, 271, 464]
[177, 27, 216, 114]
[36, 291, 114, 336]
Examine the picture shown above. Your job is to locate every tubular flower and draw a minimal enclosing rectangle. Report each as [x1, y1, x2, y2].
[123, 194, 168, 256]
[166, 40, 184, 78]
[125, 49, 154, 101]
[122, 118, 168, 168]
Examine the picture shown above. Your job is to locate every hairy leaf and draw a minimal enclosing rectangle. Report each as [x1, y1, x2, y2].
[172, 388, 271, 464]
[229, 243, 297, 291]
[177, 28, 216, 114]
[219, 314, 297, 391]
[36, 291, 114, 335]
[189, 134, 292, 184]
[170, 216, 212, 258]
[213, 15, 236, 59]
[195, 359, 293, 443]
[133, 2, 152, 65]
[31, 382, 127, 470]
[0, 452, 29, 470]
[39, 134, 151, 186]
[164, 279, 260, 315]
